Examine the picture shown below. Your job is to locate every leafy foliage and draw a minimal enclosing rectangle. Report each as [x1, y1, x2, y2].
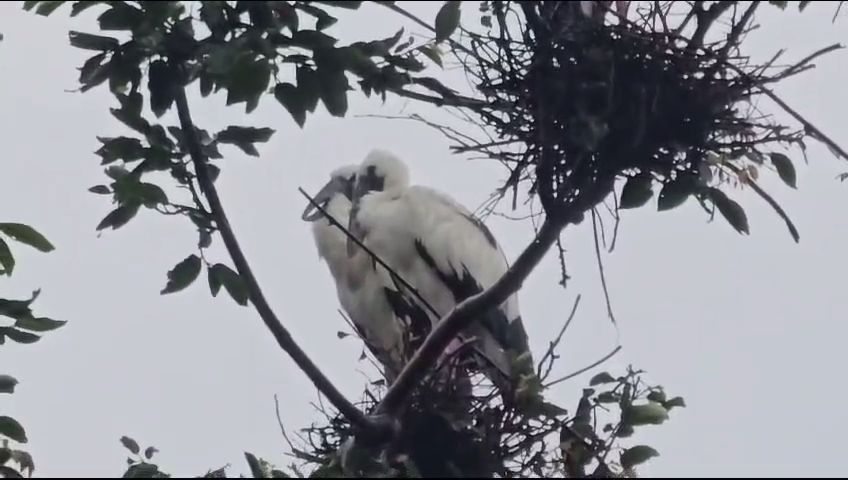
[11, 1, 845, 479]
[0, 222, 63, 477]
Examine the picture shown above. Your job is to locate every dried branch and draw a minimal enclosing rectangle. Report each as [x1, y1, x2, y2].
[718, 1, 760, 58]
[688, 1, 734, 51]
[544, 345, 623, 388]
[591, 210, 617, 327]
[536, 294, 582, 380]
[173, 86, 382, 436]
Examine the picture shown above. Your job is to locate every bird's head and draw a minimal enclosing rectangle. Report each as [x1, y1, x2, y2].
[301, 164, 358, 222]
[350, 149, 410, 204]
[345, 149, 410, 257]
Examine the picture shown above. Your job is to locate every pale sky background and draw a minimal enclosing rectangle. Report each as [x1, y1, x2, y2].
[1, 1, 846, 478]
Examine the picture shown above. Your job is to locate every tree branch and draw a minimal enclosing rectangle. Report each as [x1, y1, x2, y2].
[688, 1, 733, 51]
[375, 215, 567, 415]
[544, 345, 623, 388]
[172, 86, 382, 436]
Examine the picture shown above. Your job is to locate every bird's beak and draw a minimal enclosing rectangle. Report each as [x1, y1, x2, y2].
[301, 178, 341, 222]
[345, 180, 366, 256]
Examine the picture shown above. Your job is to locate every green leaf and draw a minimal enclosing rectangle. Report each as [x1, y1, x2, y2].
[315, 1, 362, 8]
[137, 183, 168, 207]
[296, 66, 320, 113]
[105, 165, 130, 180]
[23, 1, 40, 11]
[161, 255, 202, 295]
[0, 290, 40, 319]
[71, 1, 107, 16]
[274, 83, 307, 127]
[435, 1, 461, 43]
[0, 239, 14, 276]
[0, 375, 18, 394]
[657, 176, 695, 211]
[621, 445, 659, 470]
[799, 0, 811, 11]
[97, 3, 143, 31]
[89, 185, 112, 195]
[68, 31, 118, 51]
[646, 390, 666, 404]
[123, 462, 161, 478]
[0, 224, 55, 252]
[225, 56, 271, 113]
[208, 264, 249, 306]
[417, 44, 443, 68]
[707, 188, 749, 235]
[596, 391, 618, 404]
[0, 447, 10, 464]
[111, 92, 149, 134]
[120, 436, 140, 455]
[0, 466, 23, 479]
[148, 60, 175, 117]
[96, 204, 140, 231]
[200, 71, 215, 97]
[317, 68, 349, 117]
[144, 447, 158, 460]
[244, 452, 266, 478]
[2, 329, 40, 344]
[770, 152, 797, 188]
[0, 417, 27, 443]
[621, 401, 669, 427]
[768, 0, 788, 9]
[15, 316, 66, 332]
[207, 265, 223, 297]
[315, 11, 337, 30]
[96, 136, 145, 164]
[216, 126, 275, 156]
[620, 175, 654, 209]
[291, 30, 337, 49]
[589, 372, 616, 386]
[35, 0, 65, 16]
[663, 396, 687, 410]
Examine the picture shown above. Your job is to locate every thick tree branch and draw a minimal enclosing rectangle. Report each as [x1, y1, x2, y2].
[375, 215, 566, 415]
[172, 87, 382, 436]
[688, 1, 734, 51]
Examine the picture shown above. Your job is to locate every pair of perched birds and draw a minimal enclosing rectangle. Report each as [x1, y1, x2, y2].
[302, 149, 534, 395]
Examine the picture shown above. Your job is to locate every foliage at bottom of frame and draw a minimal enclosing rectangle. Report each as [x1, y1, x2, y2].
[117, 362, 684, 479]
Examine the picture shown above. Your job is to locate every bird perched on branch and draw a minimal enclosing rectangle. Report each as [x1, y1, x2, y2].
[302, 164, 427, 383]
[346, 149, 535, 395]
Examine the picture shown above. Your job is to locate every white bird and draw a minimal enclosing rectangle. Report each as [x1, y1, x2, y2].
[346, 150, 534, 391]
[302, 165, 430, 383]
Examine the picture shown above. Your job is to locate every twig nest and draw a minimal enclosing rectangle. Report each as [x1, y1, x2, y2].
[468, 3, 801, 224]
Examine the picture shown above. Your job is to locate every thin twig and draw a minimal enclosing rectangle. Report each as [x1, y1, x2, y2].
[298, 188, 441, 320]
[536, 294, 582, 380]
[544, 346, 623, 388]
[275, 395, 324, 464]
[771, 43, 844, 82]
[591, 210, 617, 327]
[173, 86, 380, 435]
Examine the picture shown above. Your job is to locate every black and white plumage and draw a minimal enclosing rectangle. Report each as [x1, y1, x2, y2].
[346, 149, 534, 387]
[302, 165, 421, 382]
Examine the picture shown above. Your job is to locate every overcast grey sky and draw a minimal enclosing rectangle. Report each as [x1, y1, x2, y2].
[1, 1, 846, 477]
